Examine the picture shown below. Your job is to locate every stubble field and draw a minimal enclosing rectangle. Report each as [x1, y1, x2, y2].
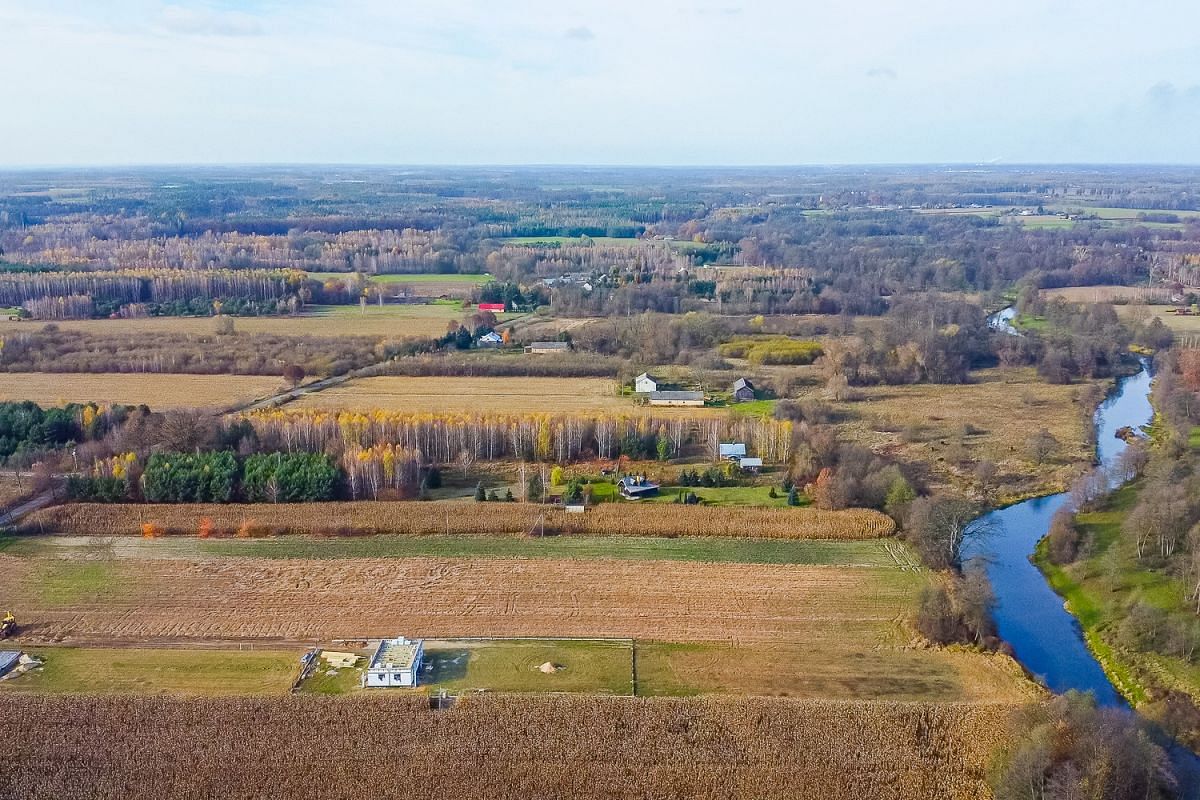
[0, 554, 920, 642]
[0, 303, 464, 339]
[0, 372, 283, 409]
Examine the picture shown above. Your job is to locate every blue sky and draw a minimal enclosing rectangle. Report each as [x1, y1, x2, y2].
[2, 0, 1199, 165]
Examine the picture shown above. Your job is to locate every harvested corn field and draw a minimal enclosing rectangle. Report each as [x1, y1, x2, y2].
[0, 555, 920, 644]
[20, 501, 896, 539]
[0, 694, 1022, 800]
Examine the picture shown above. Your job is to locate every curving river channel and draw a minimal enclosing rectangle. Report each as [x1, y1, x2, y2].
[977, 309, 1200, 792]
[961, 359, 1151, 706]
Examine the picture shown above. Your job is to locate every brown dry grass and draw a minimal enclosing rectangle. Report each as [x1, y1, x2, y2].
[1042, 285, 1171, 304]
[21, 501, 896, 539]
[816, 367, 1095, 499]
[0, 472, 35, 508]
[0, 372, 283, 409]
[0, 304, 462, 339]
[637, 641, 1036, 703]
[0, 694, 1022, 800]
[1114, 303, 1200, 340]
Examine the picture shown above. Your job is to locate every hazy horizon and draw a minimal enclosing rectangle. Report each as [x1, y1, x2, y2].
[4, 1, 1200, 167]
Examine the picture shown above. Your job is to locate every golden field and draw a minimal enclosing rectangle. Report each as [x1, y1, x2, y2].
[0, 303, 463, 339]
[0, 372, 283, 409]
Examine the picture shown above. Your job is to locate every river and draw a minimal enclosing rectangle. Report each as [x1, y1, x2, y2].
[962, 363, 1152, 706]
[973, 311, 1199, 792]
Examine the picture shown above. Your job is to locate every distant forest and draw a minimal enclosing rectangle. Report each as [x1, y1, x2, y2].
[1, 166, 1199, 321]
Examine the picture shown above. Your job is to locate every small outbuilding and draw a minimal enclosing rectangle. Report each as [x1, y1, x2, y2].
[477, 302, 506, 312]
[648, 390, 704, 407]
[731, 377, 755, 402]
[738, 457, 763, 472]
[634, 372, 659, 393]
[525, 341, 570, 354]
[477, 331, 503, 347]
[364, 636, 425, 688]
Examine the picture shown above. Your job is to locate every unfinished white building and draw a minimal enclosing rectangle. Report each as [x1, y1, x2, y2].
[364, 636, 425, 688]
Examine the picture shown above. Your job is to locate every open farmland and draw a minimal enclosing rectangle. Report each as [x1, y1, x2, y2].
[6, 534, 907, 567]
[304, 272, 491, 297]
[1042, 285, 1173, 304]
[0, 550, 1031, 703]
[19, 501, 897, 539]
[0, 303, 465, 339]
[0, 372, 282, 409]
[0, 646, 298, 696]
[292, 375, 637, 414]
[304, 638, 636, 696]
[0, 547, 1031, 704]
[0, 694, 1021, 800]
[1114, 303, 1200, 339]
[636, 641, 1033, 702]
[0, 555, 923, 643]
[820, 367, 1094, 498]
[290, 375, 720, 415]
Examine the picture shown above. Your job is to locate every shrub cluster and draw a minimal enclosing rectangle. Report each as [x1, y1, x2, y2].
[718, 336, 823, 365]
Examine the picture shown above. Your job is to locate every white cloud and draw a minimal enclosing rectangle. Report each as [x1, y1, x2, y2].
[2, 1, 1200, 164]
[157, 4, 264, 37]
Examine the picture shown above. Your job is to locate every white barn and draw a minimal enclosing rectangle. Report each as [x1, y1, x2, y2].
[364, 636, 425, 688]
[634, 372, 659, 393]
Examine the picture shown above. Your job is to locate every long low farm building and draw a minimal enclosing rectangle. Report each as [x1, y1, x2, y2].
[648, 390, 704, 407]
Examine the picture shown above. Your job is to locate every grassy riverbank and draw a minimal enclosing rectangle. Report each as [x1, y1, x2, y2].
[1034, 484, 1200, 725]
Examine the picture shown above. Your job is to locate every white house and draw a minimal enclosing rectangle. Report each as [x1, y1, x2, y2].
[719, 443, 747, 460]
[477, 331, 503, 347]
[634, 372, 658, 393]
[364, 636, 424, 688]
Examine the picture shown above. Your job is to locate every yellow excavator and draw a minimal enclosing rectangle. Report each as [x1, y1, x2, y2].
[0, 611, 15, 639]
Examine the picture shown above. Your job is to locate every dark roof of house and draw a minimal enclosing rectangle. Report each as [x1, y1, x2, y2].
[649, 390, 704, 401]
[733, 377, 754, 391]
[618, 477, 660, 495]
[528, 341, 569, 349]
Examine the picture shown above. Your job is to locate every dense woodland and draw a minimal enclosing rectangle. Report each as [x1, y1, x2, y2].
[3, 166, 1200, 321]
